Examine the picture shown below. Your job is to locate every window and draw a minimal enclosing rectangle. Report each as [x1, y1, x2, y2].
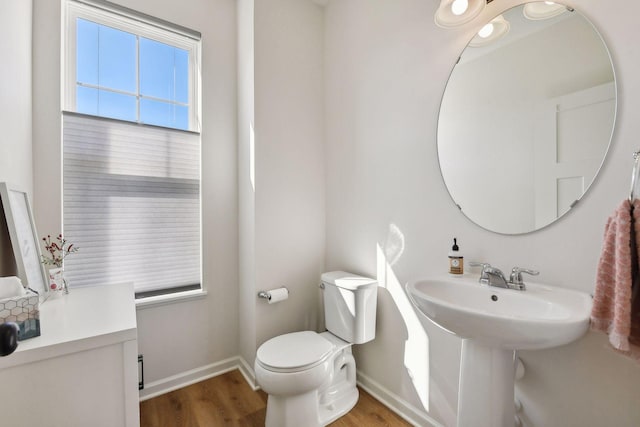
[63, 0, 202, 298]
[65, 0, 200, 131]
[75, 18, 190, 129]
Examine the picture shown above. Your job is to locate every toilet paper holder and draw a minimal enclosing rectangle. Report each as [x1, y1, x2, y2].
[257, 287, 289, 301]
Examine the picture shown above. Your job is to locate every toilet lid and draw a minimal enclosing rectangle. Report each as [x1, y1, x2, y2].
[257, 331, 334, 372]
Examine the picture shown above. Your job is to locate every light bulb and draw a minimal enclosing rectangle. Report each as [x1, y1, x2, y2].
[469, 15, 509, 47]
[451, 0, 469, 16]
[478, 23, 494, 38]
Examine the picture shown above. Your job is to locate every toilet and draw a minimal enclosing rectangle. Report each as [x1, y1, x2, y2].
[255, 271, 378, 427]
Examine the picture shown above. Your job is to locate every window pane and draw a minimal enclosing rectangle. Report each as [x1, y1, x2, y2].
[140, 37, 189, 103]
[175, 49, 189, 104]
[174, 105, 189, 129]
[77, 85, 99, 115]
[140, 38, 173, 100]
[98, 24, 136, 93]
[98, 90, 137, 122]
[77, 19, 99, 86]
[141, 98, 189, 130]
[140, 98, 171, 127]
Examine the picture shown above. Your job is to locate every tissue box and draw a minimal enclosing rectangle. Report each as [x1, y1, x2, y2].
[0, 290, 40, 340]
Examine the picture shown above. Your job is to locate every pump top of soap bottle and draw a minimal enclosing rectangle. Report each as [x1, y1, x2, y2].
[451, 238, 459, 253]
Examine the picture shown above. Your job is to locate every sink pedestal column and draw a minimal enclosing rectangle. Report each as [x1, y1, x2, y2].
[457, 340, 516, 427]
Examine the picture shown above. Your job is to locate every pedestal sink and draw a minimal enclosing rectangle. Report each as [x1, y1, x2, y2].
[406, 275, 592, 427]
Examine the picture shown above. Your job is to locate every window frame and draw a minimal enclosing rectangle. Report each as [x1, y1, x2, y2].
[63, 0, 202, 132]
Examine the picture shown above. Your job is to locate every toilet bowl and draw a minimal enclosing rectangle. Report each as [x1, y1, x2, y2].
[255, 271, 377, 427]
[255, 331, 358, 427]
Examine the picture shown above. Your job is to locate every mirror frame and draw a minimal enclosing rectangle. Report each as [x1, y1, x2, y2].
[0, 183, 49, 298]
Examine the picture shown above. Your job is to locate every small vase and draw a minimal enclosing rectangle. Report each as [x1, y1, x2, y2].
[48, 267, 69, 294]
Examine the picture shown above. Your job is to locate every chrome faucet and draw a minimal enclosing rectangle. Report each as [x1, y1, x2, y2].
[470, 262, 539, 291]
[472, 263, 509, 288]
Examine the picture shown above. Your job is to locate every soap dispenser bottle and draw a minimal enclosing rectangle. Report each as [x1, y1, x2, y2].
[448, 238, 464, 275]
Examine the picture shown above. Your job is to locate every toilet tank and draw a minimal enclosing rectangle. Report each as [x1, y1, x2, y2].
[321, 271, 377, 344]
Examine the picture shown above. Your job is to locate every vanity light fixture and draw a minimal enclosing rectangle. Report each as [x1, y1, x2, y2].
[522, 1, 569, 20]
[469, 14, 510, 47]
[434, 0, 489, 28]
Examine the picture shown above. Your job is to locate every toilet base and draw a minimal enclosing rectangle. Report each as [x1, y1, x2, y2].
[319, 384, 358, 426]
[318, 332, 359, 425]
[263, 376, 360, 427]
[265, 390, 322, 427]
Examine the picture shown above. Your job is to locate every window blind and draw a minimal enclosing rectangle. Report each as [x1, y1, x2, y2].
[63, 112, 201, 295]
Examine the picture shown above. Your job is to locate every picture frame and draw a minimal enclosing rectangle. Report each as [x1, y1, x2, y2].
[0, 183, 48, 298]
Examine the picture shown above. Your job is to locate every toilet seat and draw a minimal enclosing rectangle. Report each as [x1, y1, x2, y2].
[257, 331, 335, 373]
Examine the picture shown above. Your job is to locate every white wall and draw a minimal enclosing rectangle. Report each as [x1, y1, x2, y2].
[32, 0, 239, 385]
[325, 0, 640, 426]
[237, 0, 326, 377]
[0, 0, 33, 275]
[253, 0, 326, 358]
[237, 0, 257, 377]
[32, 0, 61, 245]
[0, 0, 33, 194]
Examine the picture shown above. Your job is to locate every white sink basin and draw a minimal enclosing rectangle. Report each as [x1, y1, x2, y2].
[407, 275, 592, 426]
[406, 275, 592, 350]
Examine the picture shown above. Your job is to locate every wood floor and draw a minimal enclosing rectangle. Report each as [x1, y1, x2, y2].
[140, 369, 412, 427]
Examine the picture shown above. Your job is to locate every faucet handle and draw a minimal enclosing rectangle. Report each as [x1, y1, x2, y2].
[509, 267, 539, 285]
[469, 262, 492, 284]
[469, 262, 491, 270]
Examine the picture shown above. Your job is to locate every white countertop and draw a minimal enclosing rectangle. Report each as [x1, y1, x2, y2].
[0, 283, 137, 369]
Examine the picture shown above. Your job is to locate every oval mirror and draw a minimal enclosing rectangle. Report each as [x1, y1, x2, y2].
[437, 2, 616, 234]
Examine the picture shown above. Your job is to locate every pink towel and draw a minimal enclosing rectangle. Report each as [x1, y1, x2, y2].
[591, 199, 640, 360]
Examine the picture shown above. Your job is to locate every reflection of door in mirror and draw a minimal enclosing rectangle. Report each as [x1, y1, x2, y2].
[534, 83, 616, 228]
